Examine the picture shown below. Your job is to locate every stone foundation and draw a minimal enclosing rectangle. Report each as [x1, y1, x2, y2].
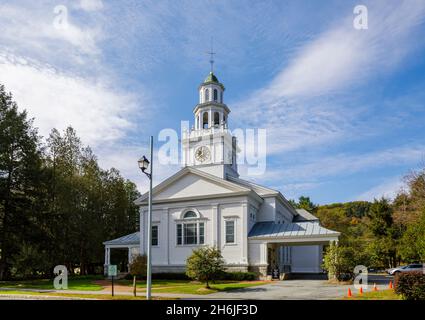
[248, 265, 268, 279]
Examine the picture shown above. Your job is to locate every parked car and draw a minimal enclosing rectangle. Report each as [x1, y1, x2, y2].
[387, 263, 424, 275]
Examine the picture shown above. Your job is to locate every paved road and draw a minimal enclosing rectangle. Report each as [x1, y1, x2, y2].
[196, 274, 394, 300]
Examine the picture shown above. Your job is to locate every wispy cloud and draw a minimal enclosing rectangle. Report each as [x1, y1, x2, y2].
[252, 144, 425, 183]
[355, 177, 406, 201]
[0, 52, 141, 146]
[232, 0, 425, 154]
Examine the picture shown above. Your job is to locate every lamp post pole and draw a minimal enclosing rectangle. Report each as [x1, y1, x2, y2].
[138, 136, 154, 300]
[146, 135, 153, 300]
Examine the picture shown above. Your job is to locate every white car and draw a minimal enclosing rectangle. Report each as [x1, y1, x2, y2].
[387, 263, 424, 275]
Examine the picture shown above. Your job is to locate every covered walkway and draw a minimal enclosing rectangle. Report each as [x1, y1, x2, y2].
[248, 221, 340, 277]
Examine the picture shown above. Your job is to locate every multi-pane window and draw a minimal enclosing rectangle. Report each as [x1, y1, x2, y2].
[225, 220, 235, 244]
[184, 223, 197, 245]
[152, 225, 158, 246]
[176, 222, 205, 245]
[213, 89, 218, 101]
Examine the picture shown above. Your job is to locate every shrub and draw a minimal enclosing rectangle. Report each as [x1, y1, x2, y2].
[219, 272, 257, 281]
[394, 271, 425, 300]
[186, 246, 225, 288]
[323, 242, 356, 281]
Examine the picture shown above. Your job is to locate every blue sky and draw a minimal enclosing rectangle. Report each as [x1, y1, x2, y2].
[0, 0, 425, 204]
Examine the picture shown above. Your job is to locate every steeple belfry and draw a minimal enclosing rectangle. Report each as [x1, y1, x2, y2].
[181, 69, 239, 179]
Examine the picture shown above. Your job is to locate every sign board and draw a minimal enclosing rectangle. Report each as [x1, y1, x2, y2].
[272, 268, 280, 280]
[108, 265, 117, 277]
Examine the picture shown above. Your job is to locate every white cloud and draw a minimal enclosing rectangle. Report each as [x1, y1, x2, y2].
[0, 52, 139, 147]
[247, 144, 425, 188]
[355, 177, 406, 201]
[97, 145, 180, 194]
[232, 0, 425, 154]
[79, 0, 104, 12]
[0, 3, 102, 59]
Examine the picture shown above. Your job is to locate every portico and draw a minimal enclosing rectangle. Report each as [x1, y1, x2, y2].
[103, 232, 140, 274]
[248, 221, 340, 277]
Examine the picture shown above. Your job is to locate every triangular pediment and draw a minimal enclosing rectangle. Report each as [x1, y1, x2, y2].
[135, 167, 251, 204]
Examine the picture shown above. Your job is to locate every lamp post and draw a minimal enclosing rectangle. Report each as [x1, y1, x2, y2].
[138, 136, 153, 300]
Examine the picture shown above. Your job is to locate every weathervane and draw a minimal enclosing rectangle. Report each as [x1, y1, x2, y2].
[207, 37, 216, 72]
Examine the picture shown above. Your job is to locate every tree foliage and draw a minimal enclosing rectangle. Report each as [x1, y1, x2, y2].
[0, 85, 140, 280]
[186, 246, 224, 288]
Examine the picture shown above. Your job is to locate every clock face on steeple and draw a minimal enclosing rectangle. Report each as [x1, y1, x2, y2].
[194, 146, 211, 163]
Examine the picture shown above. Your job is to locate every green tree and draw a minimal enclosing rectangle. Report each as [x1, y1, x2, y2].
[186, 246, 224, 288]
[399, 210, 425, 262]
[129, 254, 147, 297]
[0, 85, 45, 280]
[290, 196, 317, 213]
[366, 198, 400, 268]
[322, 242, 357, 281]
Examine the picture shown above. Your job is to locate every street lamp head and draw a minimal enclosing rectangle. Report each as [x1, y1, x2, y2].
[138, 155, 150, 173]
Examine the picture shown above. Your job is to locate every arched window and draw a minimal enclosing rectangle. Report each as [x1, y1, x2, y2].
[202, 112, 209, 129]
[204, 89, 209, 102]
[183, 211, 197, 219]
[220, 91, 223, 103]
[177, 210, 204, 246]
[213, 89, 218, 101]
[223, 114, 226, 124]
[214, 112, 220, 126]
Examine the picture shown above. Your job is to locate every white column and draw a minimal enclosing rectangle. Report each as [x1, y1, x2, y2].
[211, 204, 218, 247]
[105, 247, 110, 265]
[261, 242, 268, 265]
[242, 203, 248, 264]
[166, 208, 170, 265]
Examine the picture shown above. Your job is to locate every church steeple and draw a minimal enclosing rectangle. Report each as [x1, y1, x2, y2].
[181, 69, 239, 179]
[195, 71, 228, 130]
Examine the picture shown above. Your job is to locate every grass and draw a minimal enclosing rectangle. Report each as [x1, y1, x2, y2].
[0, 276, 104, 291]
[344, 289, 402, 300]
[118, 279, 190, 288]
[0, 290, 171, 300]
[150, 281, 267, 295]
[0, 277, 267, 296]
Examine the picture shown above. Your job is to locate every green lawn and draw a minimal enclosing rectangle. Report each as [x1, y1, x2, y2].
[344, 289, 401, 300]
[0, 276, 104, 291]
[0, 290, 171, 300]
[0, 277, 267, 296]
[125, 280, 268, 295]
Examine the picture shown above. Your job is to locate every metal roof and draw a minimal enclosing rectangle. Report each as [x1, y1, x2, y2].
[103, 232, 140, 246]
[293, 209, 319, 222]
[248, 221, 340, 239]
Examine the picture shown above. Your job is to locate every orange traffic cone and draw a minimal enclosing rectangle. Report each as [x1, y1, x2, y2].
[373, 283, 378, 291]
[347, 288, 352, 297]
[389, 281, 393, 289]
[359, 287, 363, 295]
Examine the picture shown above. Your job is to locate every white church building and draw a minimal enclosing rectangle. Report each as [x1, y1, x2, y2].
[104, 71, 340, 277]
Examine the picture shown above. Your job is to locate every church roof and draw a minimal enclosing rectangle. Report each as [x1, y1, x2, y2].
[200, 71, 225, 90]
[134, 167, 262, 205]
[293, 209, 319, 222]
[204, 71, 219, 83]
[103, 232, 139, 246]
[227, 176, 299, 216]
[248, 221, 340, 239]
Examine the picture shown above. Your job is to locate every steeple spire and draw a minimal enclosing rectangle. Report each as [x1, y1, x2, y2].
[207, 37, 216, 73]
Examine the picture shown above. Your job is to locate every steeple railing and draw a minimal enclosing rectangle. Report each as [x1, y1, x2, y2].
[183, 123, 229, 140]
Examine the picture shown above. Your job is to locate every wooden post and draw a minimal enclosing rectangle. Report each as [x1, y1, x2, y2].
[111, 275, 114, 297]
